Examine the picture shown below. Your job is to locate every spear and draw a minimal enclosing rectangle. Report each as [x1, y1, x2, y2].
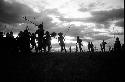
[22, 16, 38, 26]
[64, 24, 72, 37]
[113, 26, 115, 38]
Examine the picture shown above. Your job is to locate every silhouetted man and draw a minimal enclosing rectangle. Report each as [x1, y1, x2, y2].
[0, 32, 3, 39]
[30, 33, 36, 50]
[77, 36, 83, 52]
[108, 46, 111, 52]
[76, 43, 78, 53]
[58, 32, 66, 52]
[69, 46, 72, 53]
[4, 31, 18, 54]
[0, 32, 4, 51]
[51, 32, 57, 38]
[100, 43, 103, 52]
[114, 37, 121, 53]
[121, 44, 125, 53]
[101, 40, 107, 52]
[88, 42, 91, 52]
[23, 28, 31, 53]
[45, 31, 51, 52]
[90, 42, 94, 52]
[10, 31, 14, 38]
[17, 31, 24, 53]
[6, 32, 10, 38]
[35, 23, 45, 53]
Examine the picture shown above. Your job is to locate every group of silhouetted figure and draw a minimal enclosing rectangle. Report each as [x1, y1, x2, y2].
[0, 23, 65, 54]
[0, 23, 124, 55]
[0, 23, 55, 54]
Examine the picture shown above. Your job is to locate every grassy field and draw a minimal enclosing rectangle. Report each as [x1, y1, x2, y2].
[7, 52, 124, 82]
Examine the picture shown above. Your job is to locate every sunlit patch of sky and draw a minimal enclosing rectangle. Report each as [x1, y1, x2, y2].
[47, 15, 62, 24]
[83, 36, 93, 40]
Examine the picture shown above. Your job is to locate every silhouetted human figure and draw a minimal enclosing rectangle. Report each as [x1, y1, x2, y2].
[0, 32, 3, 39]
[51, 32, 57, 38]
[9, 31, 14, 38]
[30, 33, 36, 50]
[3, 31, 18, 54]
[88, 42, 91, 52]
[100, 43, 103, 52]
[22, 28, 31, 53]
[69, 46, 71, 53]
[0, 32, 4, 51]
[114, 37, 121, 53]
[6, 32, 10, 38]
[17, 31, 24, 53]
[10, 31, 18, 54]
[108, 46, 111, 52]
[90, 42, 94, 52]
[94, 46, 97, 52]
[77, 36, 83, 52]
[76, 43, 78, 53]
[58, 32, 66, 52]
[35, 23, 45, 53]
[121, 44, 125, 49]
[100, 40, 107, 52]
[121, 44, 125, 50]
[111, 48, 114, 53]
[101, 40, 107, 52]
[121, 44, 125, 54]
[17, 28, 31, 54]
[18, 31, 23, 38]
[45, 31, 52, 52]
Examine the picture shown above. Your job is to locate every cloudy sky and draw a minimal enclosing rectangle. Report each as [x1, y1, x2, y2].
[0, 0, 124, 51]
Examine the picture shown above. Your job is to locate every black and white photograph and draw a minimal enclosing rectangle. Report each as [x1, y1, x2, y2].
[0, 0, 124, 81]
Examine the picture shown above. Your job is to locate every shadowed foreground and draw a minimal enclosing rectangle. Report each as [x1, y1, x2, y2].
[7, 52, 124, 82]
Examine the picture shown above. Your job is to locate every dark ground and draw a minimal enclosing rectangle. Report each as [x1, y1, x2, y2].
[7, 52, 124, 82]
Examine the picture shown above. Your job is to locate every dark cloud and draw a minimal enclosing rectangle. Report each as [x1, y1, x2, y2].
[87, 8, 124, 24]
[0, 0, 58, 32]
[0, 0, 36, 24]
[59, 8, 124, 28]
[81, 32, 113, 41]
[80, 8, 124, 26]
[115, 19, 124, 28]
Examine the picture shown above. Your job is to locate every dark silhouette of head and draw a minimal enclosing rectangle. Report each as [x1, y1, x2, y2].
[10, 31, 13, 35]
[46, 31, 49, 35]
[116, 37, 119, 41]
[32, 33, 35, 36]
[0, 32, 3, 38]
[77, 36, 79, 39]
[38, 23, 43, 29]
[58, 32, 63, 36]
[51, 32, 57, 37]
